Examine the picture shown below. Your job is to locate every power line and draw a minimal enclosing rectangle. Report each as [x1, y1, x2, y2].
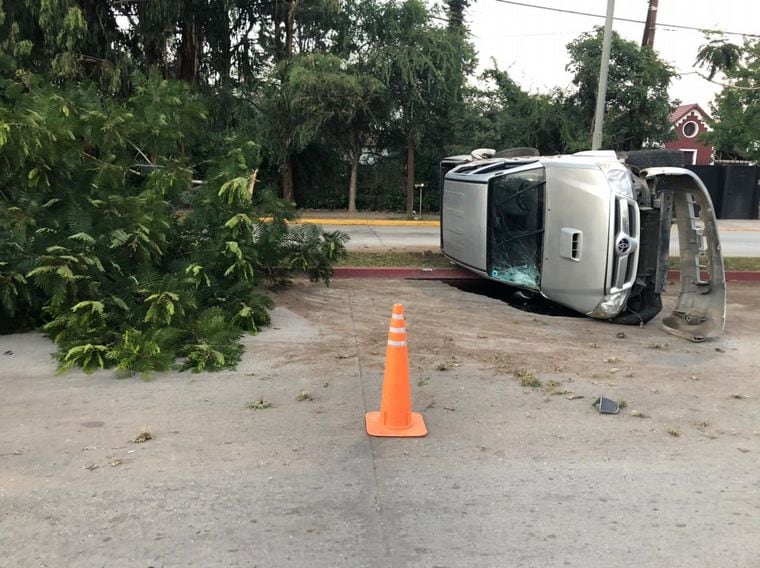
[489, 0, 760, 38]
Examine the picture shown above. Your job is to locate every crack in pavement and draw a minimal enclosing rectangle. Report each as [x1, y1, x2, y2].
[348, 291, 392, 567]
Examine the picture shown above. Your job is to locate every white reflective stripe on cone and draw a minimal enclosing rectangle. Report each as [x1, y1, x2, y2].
[389, 327, 406, 334]
[387, 340, 407, 347]
[391, 314, 404, 320]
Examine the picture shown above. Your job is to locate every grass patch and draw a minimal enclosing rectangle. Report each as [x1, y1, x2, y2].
[669, 257, 760, 271]
[515, 369, 542, 388]
[337, 251, 453, 268]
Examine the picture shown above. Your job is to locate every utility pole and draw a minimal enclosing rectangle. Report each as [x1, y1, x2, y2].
[641, 0, 659, 48]
[592, 0, 615, 151]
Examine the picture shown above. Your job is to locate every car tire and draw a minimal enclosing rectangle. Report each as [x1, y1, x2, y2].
[610, 282, 663, 325]
[494, 147, 540, 159]
[623, 149, 684, 169]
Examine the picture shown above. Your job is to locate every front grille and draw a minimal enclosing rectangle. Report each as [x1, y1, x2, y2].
[610, 197, 639, 292]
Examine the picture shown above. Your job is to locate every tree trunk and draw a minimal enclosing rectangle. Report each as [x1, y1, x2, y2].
[447, 0, 470, 31]
[285, 1, 300, 58]
[406, 132, 415, 215]
[177, 15, 200, 86]
[137, 2, 164, 74]
[282, 156, 295, 203]
[348, 127, 360, 213]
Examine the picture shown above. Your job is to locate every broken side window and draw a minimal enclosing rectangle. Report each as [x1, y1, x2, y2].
[487, 167, 546, 289]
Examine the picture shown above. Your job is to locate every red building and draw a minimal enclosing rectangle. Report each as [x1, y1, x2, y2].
[664, 103, 713, 165]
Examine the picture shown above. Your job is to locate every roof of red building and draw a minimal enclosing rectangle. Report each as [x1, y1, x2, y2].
[670, 103, 710, 124]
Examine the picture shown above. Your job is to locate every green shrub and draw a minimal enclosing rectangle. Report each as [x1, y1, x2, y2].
[0, 72, 347, 374]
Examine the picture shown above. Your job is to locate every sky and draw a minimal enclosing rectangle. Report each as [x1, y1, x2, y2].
[453, 0, 760, 114]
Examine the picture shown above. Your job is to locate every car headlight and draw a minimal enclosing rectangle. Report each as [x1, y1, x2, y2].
[588, 290, 630, 319]
[599, 162, 635, 200]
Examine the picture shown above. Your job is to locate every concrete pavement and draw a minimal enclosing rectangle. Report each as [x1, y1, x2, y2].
[2, 280, 760, 567]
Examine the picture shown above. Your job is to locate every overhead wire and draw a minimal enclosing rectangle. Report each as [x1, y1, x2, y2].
[489, 0, 760, 38]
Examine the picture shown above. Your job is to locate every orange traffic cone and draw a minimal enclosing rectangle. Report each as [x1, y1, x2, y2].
[365, 304, 427, 437]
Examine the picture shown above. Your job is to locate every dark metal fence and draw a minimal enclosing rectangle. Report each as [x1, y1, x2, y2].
[687, 165, 760, 219]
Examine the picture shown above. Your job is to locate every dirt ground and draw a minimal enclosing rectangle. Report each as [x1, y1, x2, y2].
[1, 279, 759, 567]
[279, 278, 760, 432]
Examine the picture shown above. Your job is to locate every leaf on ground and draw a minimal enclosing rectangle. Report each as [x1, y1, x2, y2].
[132, 431, 152, 443]
[246, 398, 272, 410]
[296, 390, 314, 402]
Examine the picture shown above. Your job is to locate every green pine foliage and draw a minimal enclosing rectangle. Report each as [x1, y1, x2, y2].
[0, 70, 347, 375]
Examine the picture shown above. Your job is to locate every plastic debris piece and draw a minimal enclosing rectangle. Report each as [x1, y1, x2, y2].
[592, 396, 620, 414]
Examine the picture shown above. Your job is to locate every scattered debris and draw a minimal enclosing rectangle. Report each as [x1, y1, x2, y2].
[246, 398, 272, 410]
[588, 342, 599, 348]
[648, 342, 669, 350]
[667, 427, 681, 437]
[605, 356, 620, 364]
[132, 430, 153, 443]
[565, 394, 584, 400]
[737, 448, 751, 453]
[730, 394, 750, 400]
[436, 357, 462, 372]
[615, 332, 626, 339]
[3, 350, 13, 356]
[689, 375, 700, 381]
[322, 382, 330, 388]
[296, 390, 314, 402]
[715, 347, 725, 353]
[0, 448, 27, 457]
[592, 396, 620, 414]
[335, 353, 351, 359]
[110, 457, 123, 467]
[417, 377, 430, 387]
[630, 410, 648, 418]
[618, 400, 628, 409]
[442, 406, 456, 412]
[84, 463, 99, 471]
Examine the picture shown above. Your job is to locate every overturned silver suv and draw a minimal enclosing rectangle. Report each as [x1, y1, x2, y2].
[440, 148, 726, 342]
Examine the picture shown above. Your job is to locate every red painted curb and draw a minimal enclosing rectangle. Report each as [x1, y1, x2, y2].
[334, 267, 760, 282]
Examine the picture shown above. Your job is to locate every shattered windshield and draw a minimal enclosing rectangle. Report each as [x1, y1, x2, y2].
[488, 167, 545, 289]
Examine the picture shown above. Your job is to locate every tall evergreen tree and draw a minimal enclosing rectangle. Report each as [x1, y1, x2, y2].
[565, 27, 676, 151]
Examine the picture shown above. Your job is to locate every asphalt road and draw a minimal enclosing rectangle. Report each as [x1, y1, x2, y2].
[327, 223, 760, 256]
